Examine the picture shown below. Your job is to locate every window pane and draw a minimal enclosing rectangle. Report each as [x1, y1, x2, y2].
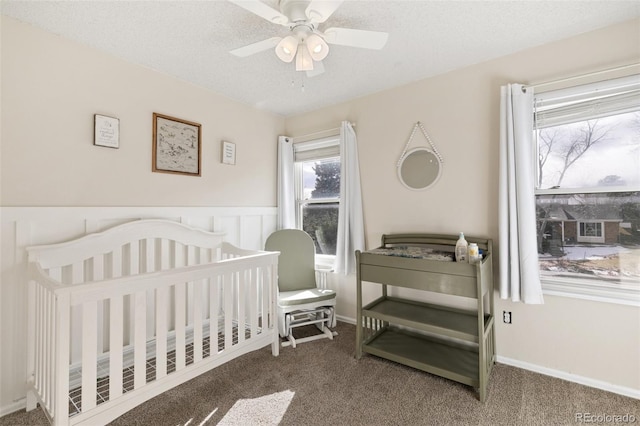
[302, 202, 338, 255]
[536, 112, 640, 190]
[302, 157, 340, 200]
[536, 192, 640, 282]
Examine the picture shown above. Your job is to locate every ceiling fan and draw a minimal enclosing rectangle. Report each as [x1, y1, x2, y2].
[229, 0, 389, 76]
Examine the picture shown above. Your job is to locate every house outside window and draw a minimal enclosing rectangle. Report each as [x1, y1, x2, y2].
[294, 137, 340, 257]
[533, 75, 640, 304]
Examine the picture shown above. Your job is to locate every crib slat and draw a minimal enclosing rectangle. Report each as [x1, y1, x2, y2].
[129, 241, 140, 275]
[70, 261, 84, 366]
[199, 249, 210, 319]
[159, 239, 171, 341]
[109, 295, 124, 400]
[250, 268, 258, 337]
[38, 286, 47, 409]
[155, 286, 168, 379]
[224, 273, 233, 350]
[82, 300, 98, 412]
[175, 242, 185, 268]
[133, 290, 146, 389]
[45, 288, 54, 411]
[193, 280, 203, 363]
[54, 292, 71, 423]
[262, 266, 269, 332]
[187, 246, 196, 327]
[175, 282, 186, 370]
[160, 239, 170, 270]
[128, 243, 140, 348]
[37, 286, 45, 406]
[145, 239, 156, 341]
[145, 238, 155, 272]
[92, 255, 106, 356]
[111, 246, 123, 279]
[209, 275, 219, 354]
[71, 261, 84, 284]
[238, 270, 246, 344]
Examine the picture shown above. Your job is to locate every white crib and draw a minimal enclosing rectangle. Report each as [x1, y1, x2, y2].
[25, 219, 280, 426]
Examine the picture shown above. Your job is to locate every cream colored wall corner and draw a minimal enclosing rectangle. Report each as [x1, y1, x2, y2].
[286, 18, 640, 393]
[0, 15, 283, 415]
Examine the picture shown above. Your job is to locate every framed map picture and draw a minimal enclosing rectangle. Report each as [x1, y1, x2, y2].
[152, 113, 201, 176]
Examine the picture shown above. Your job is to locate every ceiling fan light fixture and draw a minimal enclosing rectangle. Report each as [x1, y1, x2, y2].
[295, 44, 314, 71]
[305, 33, 329, 61]
[275, 35, 298, 63]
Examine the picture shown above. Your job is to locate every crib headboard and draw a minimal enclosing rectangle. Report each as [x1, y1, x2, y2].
[27, 219, 225, 281]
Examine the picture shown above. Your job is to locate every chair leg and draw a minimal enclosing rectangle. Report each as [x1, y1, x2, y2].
[286, 334, 297, 348]
[281, 306, 337, 347]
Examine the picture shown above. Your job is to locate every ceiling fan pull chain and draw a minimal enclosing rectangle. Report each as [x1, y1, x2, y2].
[397, 121, 443, 166]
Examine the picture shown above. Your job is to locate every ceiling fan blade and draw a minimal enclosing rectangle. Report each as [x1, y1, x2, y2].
[228, 0, 290, 26]
[230, 37, 281, 57]
[307, 60, 325, 78]
[305, 0, 344, 23]
[323, 27, 389, 50]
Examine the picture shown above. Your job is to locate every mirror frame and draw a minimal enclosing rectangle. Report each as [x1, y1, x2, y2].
[397, 147, 443, 191]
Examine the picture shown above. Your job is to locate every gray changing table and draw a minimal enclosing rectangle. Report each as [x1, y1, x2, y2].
[355, 233, 496, 402]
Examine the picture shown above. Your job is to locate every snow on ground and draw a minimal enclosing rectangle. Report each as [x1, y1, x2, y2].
[564, 246, 631, 260]
[562, 245, 632, 260]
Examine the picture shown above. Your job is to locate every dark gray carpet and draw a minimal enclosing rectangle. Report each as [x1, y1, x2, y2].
[2, 322, 638, 425]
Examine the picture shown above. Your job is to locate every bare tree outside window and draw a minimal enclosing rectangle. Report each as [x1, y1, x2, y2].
[535, 112, 640, 283]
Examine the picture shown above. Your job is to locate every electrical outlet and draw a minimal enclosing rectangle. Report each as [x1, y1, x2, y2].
[503, 311, 512, 324]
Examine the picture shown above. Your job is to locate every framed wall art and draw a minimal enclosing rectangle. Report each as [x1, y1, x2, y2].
[94, 114, 120, 148]
[152, 113, 202, 176]
[221, 140, 236, 165]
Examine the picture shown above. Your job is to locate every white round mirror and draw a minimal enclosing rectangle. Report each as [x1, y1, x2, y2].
[397, 147, 442, 190]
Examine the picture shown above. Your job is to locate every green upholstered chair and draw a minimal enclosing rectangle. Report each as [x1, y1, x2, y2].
[265, 229, 337, 348]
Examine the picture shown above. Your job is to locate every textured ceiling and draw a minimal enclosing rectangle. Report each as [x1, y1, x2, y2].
[2, 0, 639, 117]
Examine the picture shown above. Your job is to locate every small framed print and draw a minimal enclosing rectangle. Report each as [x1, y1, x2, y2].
[221, 140, 236, 165]
[94, 114, 119, 148]
[152, 113, 202, 176]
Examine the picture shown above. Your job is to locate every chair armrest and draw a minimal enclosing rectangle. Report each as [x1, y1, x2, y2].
[314, 265, 333, 289]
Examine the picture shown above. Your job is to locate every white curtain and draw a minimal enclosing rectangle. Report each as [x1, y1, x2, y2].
[335, 121, 365, 275]
[498, 84, 544, 304]
[277, 136, 295, 230]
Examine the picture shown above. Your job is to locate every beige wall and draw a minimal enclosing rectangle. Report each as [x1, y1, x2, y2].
[287, 19, 640, 392]
[1, 17, 284, 207]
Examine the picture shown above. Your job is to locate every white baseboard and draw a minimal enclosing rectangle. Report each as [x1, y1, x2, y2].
[336, 315, 356, 325]
[496, 356, 639, 400]
[0, 399, 26, 418]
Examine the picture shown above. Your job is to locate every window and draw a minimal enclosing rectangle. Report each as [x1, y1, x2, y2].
[294, 137, 340, 256]
[533, 75, 640, 304]
[578, 221, 603, 243]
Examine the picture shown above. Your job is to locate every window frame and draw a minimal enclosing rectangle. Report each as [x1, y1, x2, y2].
[532, 75, 640, 306]
[293, 137, 341, 262]
[577, 221, 604, 243]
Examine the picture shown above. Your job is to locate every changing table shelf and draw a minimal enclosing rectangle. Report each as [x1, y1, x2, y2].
[356, 233, 496, 402]
[364, 327, 479, 387]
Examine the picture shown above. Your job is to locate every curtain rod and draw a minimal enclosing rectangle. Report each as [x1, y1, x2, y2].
[291, 122, 356, 143]
[523, 62, 640, 91]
